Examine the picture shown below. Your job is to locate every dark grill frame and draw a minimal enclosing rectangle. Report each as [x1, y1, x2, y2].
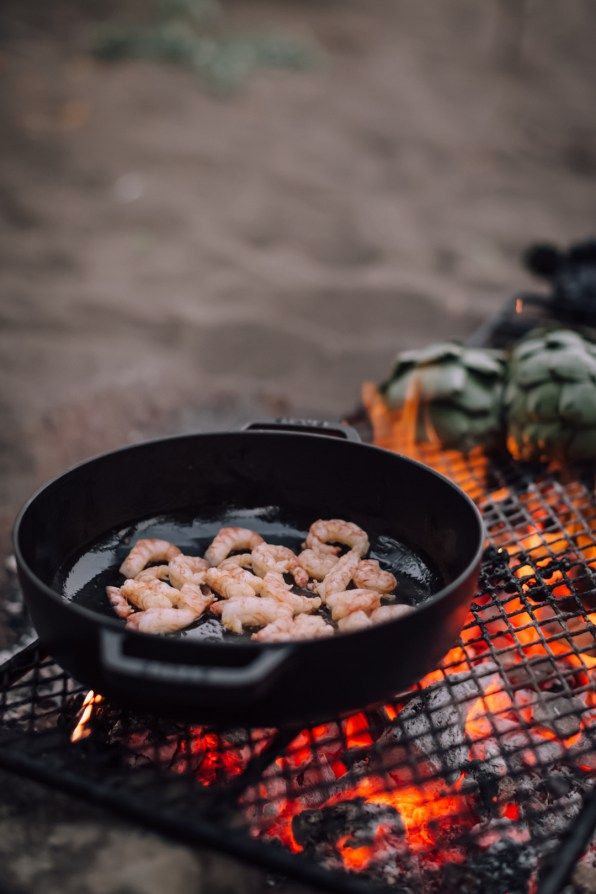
[0, 296, 594, 894]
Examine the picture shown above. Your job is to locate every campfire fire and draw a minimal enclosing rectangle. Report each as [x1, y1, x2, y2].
[71, 690, 103, 742]
[68, 387, 595, 891]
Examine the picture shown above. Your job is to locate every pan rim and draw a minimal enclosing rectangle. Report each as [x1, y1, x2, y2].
[13, 428, 484, 648]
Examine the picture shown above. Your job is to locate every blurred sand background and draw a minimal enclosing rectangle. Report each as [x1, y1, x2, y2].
[0, 3, 595, 886]
[1, 0, 596, 526]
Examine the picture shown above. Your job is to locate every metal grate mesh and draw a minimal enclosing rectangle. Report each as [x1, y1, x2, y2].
[0, 448, 594, 894]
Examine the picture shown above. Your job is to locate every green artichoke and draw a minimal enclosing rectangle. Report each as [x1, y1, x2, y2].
[504, 329, 596, 462]
[381, 343, 506, 452]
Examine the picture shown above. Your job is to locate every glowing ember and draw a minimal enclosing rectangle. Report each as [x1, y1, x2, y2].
[327, 777, 475, 855]
[337, 830, 380, 871]
[71, 690, 103, 742]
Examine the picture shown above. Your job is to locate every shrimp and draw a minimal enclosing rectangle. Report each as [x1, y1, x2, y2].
[259, 572, 321, 615]
[253, 614, 333, 642]
[174, 583, 214, 616]
[205, 566, 258, 599]
[119, 539, 181, 579]
[290, 613, 332, 638]
[297, 549, 338, 581]
[306, 519, 369, 558]
[303, 537, 340, 558]
[325, 588, 381, 621]
[135, 565, 171, 584]
[168, 555, 209, 589]
[204, 527, 264, 567]
[353, 560, 397, 594]
[106, 585, 134, 619]
[337, 610, 372, 633]
[251, 544, 309, 587]
[120, 578, 176, 611]
[211, 596, 292, 635]
[127, 606, 200, 635]
[337, 603, 411, 631]
[219, 554, 254, 572]
[370, 603, 413, 624]
[318, 550, 360, 601]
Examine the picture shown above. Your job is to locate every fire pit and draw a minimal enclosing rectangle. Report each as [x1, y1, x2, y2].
[0, 298, 594, 894]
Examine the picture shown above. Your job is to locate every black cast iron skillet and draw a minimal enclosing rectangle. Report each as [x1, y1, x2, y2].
[14, 420, 483, 726]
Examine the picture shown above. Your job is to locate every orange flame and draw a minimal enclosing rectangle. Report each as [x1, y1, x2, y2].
[328, 776, 474, 854]
[362, 382, 489, 501]
[71, 690, 103, 743]
[337, 824, 390, 871]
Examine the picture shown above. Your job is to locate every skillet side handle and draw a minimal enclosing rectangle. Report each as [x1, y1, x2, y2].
[100, 629, 292, 701]
[243, 418, 361, 443]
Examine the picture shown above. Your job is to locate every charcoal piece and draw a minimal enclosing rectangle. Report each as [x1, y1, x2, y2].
[497, 768, 538, 806]
[292, 797, 404, 850]
[505, 659, 557, 689]
[213, 727, 253, 747]
[529, 787, 584, 839]
[299, 755, 346, 808]
[472, 764, 502, 811]
[372, 852, 426, 892]
[478, 546, 511, 590]
[378, 665, 498, 782]
[481, 545, 510, 567]
[532, 692, 584, 738]
[543, 770, 573, 799]
[440, 833, 537, 894]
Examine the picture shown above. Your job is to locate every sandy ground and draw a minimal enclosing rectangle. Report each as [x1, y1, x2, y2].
[0, 0, 595, 891]
[1, 0, 596, 520]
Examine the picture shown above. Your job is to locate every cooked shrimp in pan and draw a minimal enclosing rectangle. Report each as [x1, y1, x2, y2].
[251, 543, 309, 587]
[253, 613, 333, 642]
[259, 572, 321, 615]
[297, 549, 338, 581]
[306, 519, 369, 558]
[175, 583, 214, 615]
[337, 603, 413, 631]
[106, 586, 134, 619]
[168, 555, 209, 589]
[218, 553, 254, 572]
[251, 544, 292, 577]
[317, 549, 360, 601]
[337, 610, 372, 633]
[353, 560, 397, 594]
[120, 539, 181, 579]
[134, 565, 171, 584]
[120, 578, 176, 611]
[325, 588, 381, 621]
[205, 566, 257, 599]
[211, 596, 292, 635]
[108, 517, 414, 639]
[204, 527, 264, 567]
[370, 603, 413, 624]
[127, 606, 201, 635]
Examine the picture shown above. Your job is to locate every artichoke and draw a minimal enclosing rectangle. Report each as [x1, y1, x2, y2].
[504, 329, 596, 462]
[381, 343, 506, 452]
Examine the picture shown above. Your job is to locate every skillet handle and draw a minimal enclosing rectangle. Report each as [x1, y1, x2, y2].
[243, 418, 361, 443]
[100, 629, 292, 699]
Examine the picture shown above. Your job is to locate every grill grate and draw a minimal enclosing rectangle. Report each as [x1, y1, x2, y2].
[0, 449, 594, 894]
